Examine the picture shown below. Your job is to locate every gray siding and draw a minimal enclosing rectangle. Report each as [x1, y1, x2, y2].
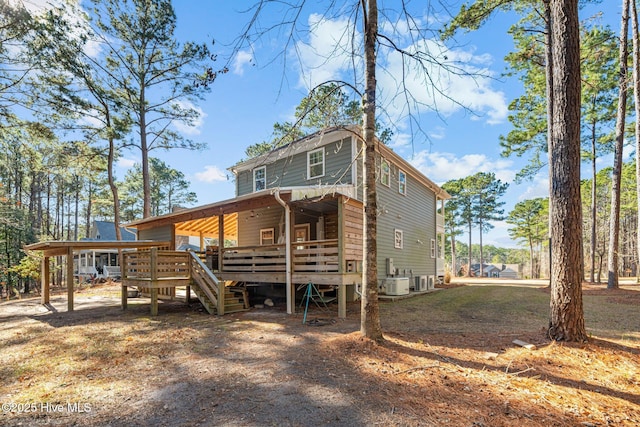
[355, 141, 364, 201]
[138, 225, 174, 246]
[236, 137, 355, 196]
[376, 158, 436, 280]
[237, 207, 285, 246]
[237, 206, 330, 246]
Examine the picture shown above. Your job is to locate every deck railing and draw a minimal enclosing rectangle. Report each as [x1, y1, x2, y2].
[292, 239, 339, 272]
[122, 249, 224, 315]
[436, 213, 445, 232]
[221, 243, 286, 272]
[122, 250, 191, 283]
[220, 239, 340, 273]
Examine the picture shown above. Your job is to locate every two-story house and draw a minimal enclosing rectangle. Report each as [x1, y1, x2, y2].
[126, 125, 449, 316]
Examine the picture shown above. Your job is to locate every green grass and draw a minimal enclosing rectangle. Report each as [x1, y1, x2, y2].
[380, 285, 640, 341]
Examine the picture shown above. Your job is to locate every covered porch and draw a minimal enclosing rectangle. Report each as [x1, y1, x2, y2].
[23, 240, 171, 312]
[127, 186, 364, 317]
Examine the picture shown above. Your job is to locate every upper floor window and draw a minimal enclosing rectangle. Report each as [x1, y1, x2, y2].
[253, 166, 266, 192]
[398, 170, 407, 195]
[380, 159, 390, 187]
[307, 148, 325, 179]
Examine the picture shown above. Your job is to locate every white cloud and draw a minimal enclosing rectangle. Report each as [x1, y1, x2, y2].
[378, 40, 508, 126]
[429, 127, 446, 140]
[194, 165, 227, 183]
[233, 49, 254, 75]
[117, 157, 136, 168]
[295, 14, 362, 89]
[295, 15, 508, 126]
[519, 175, 549, 201]
[171, 100, 206, 135]
[388, 132, 412, 150]
[16, 0, 102, 58]
[408, 150, 515, 184]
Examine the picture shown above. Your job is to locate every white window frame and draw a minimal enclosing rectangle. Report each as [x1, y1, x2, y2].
[307, 148, 325, 179]
[394, 229, 403, 249]
[431, 239, 436, 258]
[398, 170, 407, 195]
[253, 166, 266, 192]
[380, 159, 390, 187]
[260, 228, 275, 245]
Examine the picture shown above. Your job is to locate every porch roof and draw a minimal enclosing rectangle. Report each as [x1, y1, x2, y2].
[24, 240, 171, 257]
[125, 186, 357, 239]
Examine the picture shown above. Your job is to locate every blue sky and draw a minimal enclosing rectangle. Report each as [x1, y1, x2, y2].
[104, 1, 620, 249]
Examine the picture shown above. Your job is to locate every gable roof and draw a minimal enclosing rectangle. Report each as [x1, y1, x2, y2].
[229, 125, 358, 174]
[90, 221, 136, 241]
[229, 125, 450, 200]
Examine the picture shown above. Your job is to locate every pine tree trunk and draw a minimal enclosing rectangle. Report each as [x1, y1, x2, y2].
[543, 0, 554, 283]
[631, 0, 640, 284]
[140, 85, 151, 219]
[590, 117, 597, 283]
[548, 0, 587, 342]
[109, 137, 123, 241]
[360, 0, 383, 341]
[85, 182, 92, 239]
[451, 236, 457, 277]
[479, 218, 484, 276]
[467, 221, 472, 276]
[608, 0, 630, 289]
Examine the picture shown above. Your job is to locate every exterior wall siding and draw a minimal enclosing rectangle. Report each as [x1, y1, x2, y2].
[138, 225, 174, 249]
[237, 207, 285, 246]
[375, 156, 436, 282]
[236, 137, 355, 197]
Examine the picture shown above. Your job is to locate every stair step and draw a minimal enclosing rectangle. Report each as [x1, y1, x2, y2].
[224, 304, 248, 314]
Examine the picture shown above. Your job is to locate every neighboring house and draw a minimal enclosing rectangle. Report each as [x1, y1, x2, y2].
[126, 125, 450, 314]
[75, 221, 137, 280]
[470, 263, 520, 279]
[499, 266, 519, 279]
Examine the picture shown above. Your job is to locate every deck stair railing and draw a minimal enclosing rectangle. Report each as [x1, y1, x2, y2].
[122, 249, 246, 315]
[188, 251, 222, 314]
[188, 252, 247, 315]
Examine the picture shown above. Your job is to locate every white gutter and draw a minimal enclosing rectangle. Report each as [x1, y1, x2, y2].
[273, 189, 293, 314]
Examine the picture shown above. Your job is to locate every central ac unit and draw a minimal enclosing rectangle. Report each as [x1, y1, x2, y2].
[414, 275, 427, 291]
[427, 275, 435, 290]
[385, 277, 410, 296]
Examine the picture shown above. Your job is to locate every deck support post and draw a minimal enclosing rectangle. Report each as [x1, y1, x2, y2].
[338, 285, 346, 318]
[337, 196, 346, 319]
[121, 252, 128, 310]
[218, 215, 224, 272]
[121, 284, 128, 310]
[150, 247, 158, 316]
[66, 247, 74, 311]
[41, 256, 50, 305]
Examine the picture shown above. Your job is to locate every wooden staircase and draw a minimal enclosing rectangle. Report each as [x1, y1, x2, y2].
[189, 252, 247, 315]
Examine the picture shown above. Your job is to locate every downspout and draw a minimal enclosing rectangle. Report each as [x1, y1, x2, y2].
[274, 190, 293, 314]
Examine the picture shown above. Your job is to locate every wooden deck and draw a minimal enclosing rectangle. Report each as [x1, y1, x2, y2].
[122, 249, 231, 316]
[121, 241, 362, 317]
[216, 239, 361, 286]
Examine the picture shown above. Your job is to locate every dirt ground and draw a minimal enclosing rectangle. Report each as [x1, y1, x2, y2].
[0, 280, 639, 426]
